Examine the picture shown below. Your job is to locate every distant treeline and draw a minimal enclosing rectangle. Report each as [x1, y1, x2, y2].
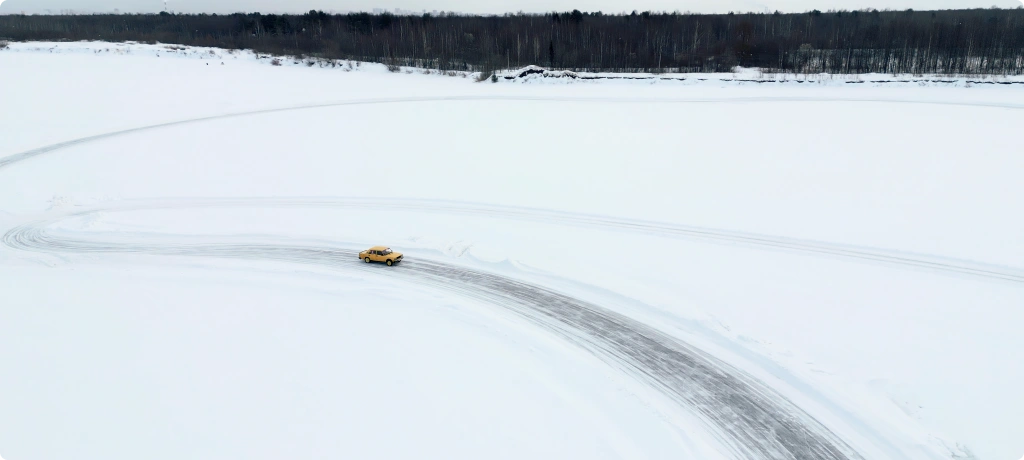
[2, 8, 1023, 75]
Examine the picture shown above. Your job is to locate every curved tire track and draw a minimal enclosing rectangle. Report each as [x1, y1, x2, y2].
[58, 197, 1024, 284]
[3, 217, 863, 460]
[3, 95, 1023, 171]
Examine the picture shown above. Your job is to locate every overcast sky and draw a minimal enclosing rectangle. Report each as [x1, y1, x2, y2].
[0, 0, 1021, 15]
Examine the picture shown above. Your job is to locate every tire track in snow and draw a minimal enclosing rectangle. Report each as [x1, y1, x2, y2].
[2, 218, 863, 460]
[3, 95, 1022, 171]
[60, 197, 1024, 284]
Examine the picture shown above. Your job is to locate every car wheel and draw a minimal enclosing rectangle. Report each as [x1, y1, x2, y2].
[364, 257, 371, 263]
[386, 259, 393, 266]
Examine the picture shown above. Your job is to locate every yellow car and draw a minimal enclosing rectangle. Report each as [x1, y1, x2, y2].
[359, 246, 404, 266]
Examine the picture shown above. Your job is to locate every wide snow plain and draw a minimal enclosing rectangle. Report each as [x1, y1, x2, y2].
[1, 42, 1022, 460]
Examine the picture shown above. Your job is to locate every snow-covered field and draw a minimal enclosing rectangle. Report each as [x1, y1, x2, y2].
[1, 41, 1022, 460]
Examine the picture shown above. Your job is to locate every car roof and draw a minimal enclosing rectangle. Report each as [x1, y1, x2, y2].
[369, 246, 389, 250]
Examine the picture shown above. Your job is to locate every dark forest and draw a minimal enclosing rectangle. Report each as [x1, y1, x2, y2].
[2, 8, 1023, 75]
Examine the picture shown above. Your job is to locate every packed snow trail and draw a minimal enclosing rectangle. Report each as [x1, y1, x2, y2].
[3, 95, 1024, 171]
[27, 198, 1024, 284]
[3, 215, 864, 460]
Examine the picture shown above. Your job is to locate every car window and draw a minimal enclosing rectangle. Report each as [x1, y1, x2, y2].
[384, 249, 392, 255]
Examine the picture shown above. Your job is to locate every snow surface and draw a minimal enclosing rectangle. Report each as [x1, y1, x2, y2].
[2, 41, 1023, 460]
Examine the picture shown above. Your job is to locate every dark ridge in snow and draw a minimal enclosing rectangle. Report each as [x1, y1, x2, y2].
[499, 66, 1024, 86]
